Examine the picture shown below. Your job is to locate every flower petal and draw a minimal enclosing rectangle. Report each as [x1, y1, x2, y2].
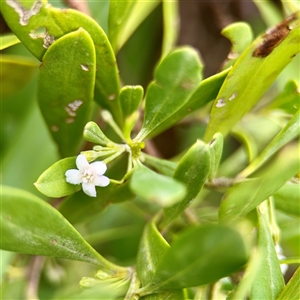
[90, 161, 107, 175]
[76, 154, 89, 170]
[94, 175, 110, 187]
[65, 169, 82, 185]
[82, 183, 97, 197]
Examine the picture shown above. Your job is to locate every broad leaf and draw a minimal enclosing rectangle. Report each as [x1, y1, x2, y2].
[130, 164, 186, 207]
[204, 12, 300, 141]
[0, 185, 128, 272]
[222, 22, 253, 69]
[119, 85, 143, 119]
[137, 216, 170, 286]
[219, 143, 300, 223]
[135, 47, 203, 141]
[141, 224, 248, 291]
[0, 33, 20, 50]
[35, 157, 80, 197]
[142, 154, 177, 177]
[38, 28, 95, 157]
[1, 1, 122, 123]
[140, 290, 187, 300]
[1, 54, 38, 98]
[277, 267, 300, 300]
[161, 140, 210, 227]
[239, 109, 300, 177]
[58, 181, 136, 224]
[250, 202, 285, 299]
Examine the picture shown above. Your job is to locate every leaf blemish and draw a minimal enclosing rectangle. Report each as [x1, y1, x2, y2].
[216, 98, 226, 108]
[229, 92, 238, 101]
[51, 125, 60, 132]
[253, 13, 297, 58]
[81, 64, 89, 71]
[108, 94, 116, 100]
[29, 27, 56, 49]
[6, 0, 43, 26]
[65, 100, 83, 117]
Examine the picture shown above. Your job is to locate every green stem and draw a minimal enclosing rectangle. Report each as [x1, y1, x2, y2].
[124, 271, 141, 300]
[101, 110, 126, 141]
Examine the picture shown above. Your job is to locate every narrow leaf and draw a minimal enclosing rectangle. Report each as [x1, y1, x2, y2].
[239, 109, 300, 177]
[208, 132, 223, 179]
[0, 185, 127, 272]
[130, 164, 186, 207]
[143, 224, 248, 291]
[135, 47, 203, 141]
[119, 85, 143, 119]
[204, 13, 300, 141]
[250, 202, 285, 299]
[219, 143, 300, 223]
[0, 33, 20, 50]
[137, 215, 170, 286]
[38, 28, 95, 157]
[161, 140, 210, 227]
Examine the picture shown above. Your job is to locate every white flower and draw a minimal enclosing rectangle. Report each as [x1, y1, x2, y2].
[65, 154, 110, 197]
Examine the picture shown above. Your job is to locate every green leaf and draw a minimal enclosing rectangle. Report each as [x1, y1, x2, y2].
[119, 85, 143, 119]
[208, 133, 223, 179]
[141, 224, 248, 291]
[250, 202, 285, 299]
[148, 67, 229, 138]
[204, 13, 300, 141]
[137, 215, 170, 287]
[221, 22, 253, 69]
[1, 54, 38, 98]
[135, 47, 203, 141]
[274, 183, 300, 217]
[38, 28, 95, 157]
[219, 143, 300, 223]
[130, 163, 186, 207]
[34, 157, 81, 198]
[267, 80, 300, 114]
[161, 0, 179, 58]
[58, 181, 136, 224]
[1, 2, 122, 124]
[0, 185, 128, 272]
[83, 121, 114, 146]
[0, 33, 20, 50]
[277, 267, 300, 300]
[108, 0, 137, 52]
[141, 290, 187, 300]
[142, 154, 177, 177]
[161, 140, 210, 227]
[239, 109, 300, 178]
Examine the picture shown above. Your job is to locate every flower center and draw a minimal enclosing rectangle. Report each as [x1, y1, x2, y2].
[82, 169, 94, 183]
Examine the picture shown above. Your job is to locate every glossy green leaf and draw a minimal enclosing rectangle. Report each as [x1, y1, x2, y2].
[0, 33, 20, 50]
[277, 267, 300, 300]
[135, 47, 203, 141]
[208, 132, 223, 179]
[161, 140, 210, 227]
[1, 54, 38, 98]
[58, 181, 136, 224]
[34, 156, 81, 198]
[108, 0, 137, 52]
[219, 143, 300, 223]
[222, 22, 253, 69]
[239, 109, 300, 178]
[148, 67, 229, 138]
[119, 85, 143, 119]
[250, 202, 285, 299]
[0, 185, 127, 272]
[38, 28, 95, 157]
[141, 224, 248, 291]
[141, 290, 187, 300]
[1, 1, 122, 123]
[130, 163, 186, 207]
[274, 183, 300, 217]
[137, 216, 170, 286]
[267, 80, 300, 114]
[204, 13, 300, 141]
[161, 0, 179, 58]
[142, 153, 177, 177]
